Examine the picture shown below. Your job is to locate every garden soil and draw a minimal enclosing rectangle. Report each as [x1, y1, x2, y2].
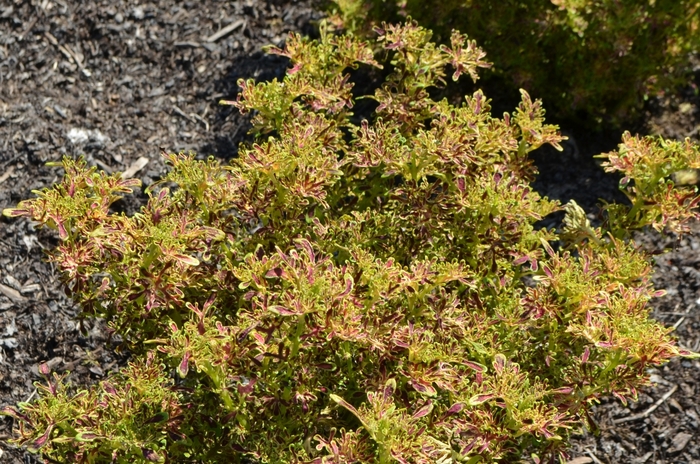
[1, 1, 700, 463]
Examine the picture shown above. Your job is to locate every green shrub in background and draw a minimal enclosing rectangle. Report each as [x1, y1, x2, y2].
[3, 22, 700, 463]
[328, 0, 700, 127]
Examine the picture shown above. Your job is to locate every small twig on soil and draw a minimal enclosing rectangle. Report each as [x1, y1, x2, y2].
[612, 384, 679, 424]
[121, 157, 150, 179]
[174, 41, 201, 48]
[44, 32, 91, 77]
[0, 283, 27, 302]
[172, 105, 196, 124]
[0, 153, 22, 169]
[23, 388, 37, 403]
[205, 19, 245, 43]
[93, 159, 113, 174]
[192, 113, 209, 132]
[585, 449, 604, 464]
[18, 16, 38, 41]
[63, 44, 91, 77]
[672, 316, 686, 331]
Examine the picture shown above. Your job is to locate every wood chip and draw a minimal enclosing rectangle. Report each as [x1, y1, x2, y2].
[174, 41, 201, 48]
[0, 283, 26, 302]
[0, 165, 15, 185]
[121, 156, 149, 179]
[205, 19, 244, 43]
[632, 451, 653, 463]
[20, 284, 42, 294]
[4, 275, 21, 290]
[668, 431, 693, 453]
[172, 105, 195, 123]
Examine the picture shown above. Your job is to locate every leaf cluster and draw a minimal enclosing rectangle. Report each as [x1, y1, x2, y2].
[2, 22, 698, 464]
[326, 0, 700, 127]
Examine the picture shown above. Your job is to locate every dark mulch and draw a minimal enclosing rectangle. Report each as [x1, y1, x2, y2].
[1, 0, 700, 462]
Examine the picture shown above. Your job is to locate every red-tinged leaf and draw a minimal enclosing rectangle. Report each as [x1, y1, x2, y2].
[411, 380, 436, 397]
[57, 220, 68, 240]
[551, 386, 574, 395]
[253, 332, 265, 344]
[30, 424, 54, 451]
[468, 393, 495, 405]
[120, 177, 142, 189]
[512, 255, 529, 266]
[173, 254, 200, 267]
[539, 237, 556, 258]
[581, 346, 590, 363]
[170, 322, 178, 333]
[237, 377, 257, 394]
[412, 400, 433, 419]
[463, 361, 486, 372]
[337, 274, 354, 298]
[612, 390, 628, 406]
[445, 403, 464, 417]
[75, 431, 100, 442]
[384, 378, 397, 399]
[493, 171, 502, 185]
[39, 363, 50, 376]
[296, 238, 316, 261]
[269, 305, 296, 316]
[461, 439, 477, 454]
[456, 177, 466, 193]
[265, 267, 284, 278]
[478, 440, 491, 453]
[652, 289, 667, 298]
[391, 451, 411, 464]
[1, 406, 31, 423]
[542, 265, 553, 278]
[531, 453, 541, 464]
[316, 363, 334, 370]
[330, 394, 360, 416]
[2, 208, 30, 218]
[596, 341, 613, 348]
[102, 382, 117, 396]
[492, 353, 506, 375]
[142, 448, 162, 462]
[179, 351, 190, 378]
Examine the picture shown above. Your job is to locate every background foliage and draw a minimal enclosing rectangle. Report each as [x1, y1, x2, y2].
[327, 0, 700, 127]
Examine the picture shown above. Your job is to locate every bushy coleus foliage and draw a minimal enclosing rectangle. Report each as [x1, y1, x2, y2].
[3, 22, 700, 464]
[327, 0, 700, 126]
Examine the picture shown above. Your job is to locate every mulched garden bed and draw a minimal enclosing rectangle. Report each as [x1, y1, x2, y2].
[1, 1, 699, 462]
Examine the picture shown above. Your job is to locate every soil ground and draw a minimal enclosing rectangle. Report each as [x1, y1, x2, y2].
[1, 1, 700, 463]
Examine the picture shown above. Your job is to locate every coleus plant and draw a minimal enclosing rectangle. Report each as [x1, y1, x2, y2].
[326, 0, 700, 127]
[3, 21, 699, 464]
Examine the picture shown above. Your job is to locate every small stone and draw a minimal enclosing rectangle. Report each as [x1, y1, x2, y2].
[132, 6, 144, 20]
